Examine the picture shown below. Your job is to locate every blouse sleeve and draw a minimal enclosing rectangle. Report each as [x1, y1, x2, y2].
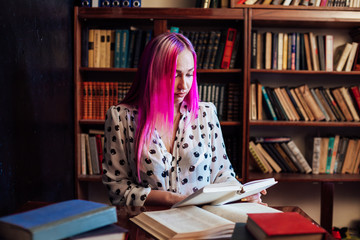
[206, 103, 239, 184]
[102, 105, 151, 206]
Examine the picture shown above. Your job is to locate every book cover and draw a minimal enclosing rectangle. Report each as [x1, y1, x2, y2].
[325, 136, 335, 174]
[319, 137, 329, 174]
[246, 212, 326, 240]
[345, 42, 359, 71]
[261, 86, 277, 121]
[334, 42, 352, 71]
[312, 137, 321, 174]
[221, 28, 237, 69]
[309, 32, 320, 71]
[265, 32, 272, 70]
[249, 141, 271, 173]
[325, 35, 334, 71]
[256, 143, 282, 173]
[287, 140, 312, 174]
[294, 87, 315, 121]
[310, 88, 330, 121]
[334, 137, 349, 173]
[0, 200, 117, 240]
[298, 84, 326, 121]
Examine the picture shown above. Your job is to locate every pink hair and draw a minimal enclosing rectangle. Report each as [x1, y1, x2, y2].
[121, 32, 199, 181]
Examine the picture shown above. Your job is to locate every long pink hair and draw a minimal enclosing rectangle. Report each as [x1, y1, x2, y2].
[121, 32, 199, 181]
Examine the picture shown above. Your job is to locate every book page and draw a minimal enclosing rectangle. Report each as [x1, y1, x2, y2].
[172, 178, 277, 208]
[202, 202, 282, 223]
[131, 206, 234, 240]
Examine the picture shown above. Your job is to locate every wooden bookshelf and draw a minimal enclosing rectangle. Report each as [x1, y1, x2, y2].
[244, 7, 360, 232]
[74, 6, 247, 199]
[74, 6, 360, 233]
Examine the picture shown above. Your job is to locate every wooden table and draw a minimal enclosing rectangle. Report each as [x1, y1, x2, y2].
[18, 202, 335, 240]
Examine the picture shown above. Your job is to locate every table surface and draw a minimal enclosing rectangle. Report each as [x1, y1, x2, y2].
[18, 202, 335, 240]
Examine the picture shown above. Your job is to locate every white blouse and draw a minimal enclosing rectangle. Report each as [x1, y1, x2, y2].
[102, 101, 238, 206]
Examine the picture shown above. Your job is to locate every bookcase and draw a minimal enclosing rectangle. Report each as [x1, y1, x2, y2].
[74, 5, 360, 232]
[73, 6, 247, 202]
[243, 7, 360, 232]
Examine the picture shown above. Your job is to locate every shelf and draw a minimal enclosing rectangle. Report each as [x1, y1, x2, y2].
[79, 119, 243, 126]
[249, 120, 360, 127]
[79, 67, 242, 73]
[78, 7, 246, 20]
[249, 172, 360, 182]
[250, 69, 360, 75]
[78, 175, 102, 182]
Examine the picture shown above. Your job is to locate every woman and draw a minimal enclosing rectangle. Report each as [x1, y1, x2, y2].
[102, 32, 265, 206]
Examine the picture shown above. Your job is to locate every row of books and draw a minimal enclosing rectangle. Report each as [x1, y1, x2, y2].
[199, 82, 242, 122]
[80, 130, 105, 175]
[80, 0, 141, 7]
[250, 82, 360, 122]
[312, 135, 360, 175]
[81, 81, 131, 120]
[170, 27, 241, 69]
[80, 129, 242, 176]
[249, 137, 312, 174]
[83, 27, 152, 68]
[239, 0, 360, 7]
[196, 0, 229, 8]
[249, 135, 360, 175]
[251, 30, 360, 72]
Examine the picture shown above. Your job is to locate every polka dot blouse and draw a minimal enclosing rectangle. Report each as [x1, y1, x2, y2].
[102, 101, 238, 206]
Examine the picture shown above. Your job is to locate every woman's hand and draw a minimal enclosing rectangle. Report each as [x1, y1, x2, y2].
[241, 190, 268, 206]
[145, 190, 188, 206]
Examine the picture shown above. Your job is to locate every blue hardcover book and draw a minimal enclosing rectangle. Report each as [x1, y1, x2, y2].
[261, 86, 278, 121]
[114, 29, 122, 68]
[120, 29, 129, 68]
[0, 199, 117, 240]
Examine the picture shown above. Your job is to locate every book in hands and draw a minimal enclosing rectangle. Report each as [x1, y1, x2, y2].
[172, 177, 277, 208]
[131, 203, 282, 240]
[0, 199, 118, 240]
[246, 212, 326, 240]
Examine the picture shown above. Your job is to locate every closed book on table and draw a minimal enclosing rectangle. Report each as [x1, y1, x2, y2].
[246, 212, 326, 240]
[0, 200, 118, 240]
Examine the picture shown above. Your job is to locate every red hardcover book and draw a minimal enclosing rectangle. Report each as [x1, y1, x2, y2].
[82, 82, 89, 120]
[350, 86, 360, 114]
[221, 28, 237, 69]
[246, 212, 326, 240]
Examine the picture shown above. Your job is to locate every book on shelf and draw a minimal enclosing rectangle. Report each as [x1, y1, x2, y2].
[256, 82, 263, 120]
[339, 87, 360, 121]
[264, 32, 272, 70]
[172, 178, 277, 208]
[312, 137, 321, 174]
[328, 135, 340, 174]
[273, 143, 299, 172]
[341, 139, 360, 174]
[325, 34, 334, 71]
[324, 88, 346, 121]
[282, 33, 288, 70]
[345, 42, 359, 71]
[246, 212, 326, 240]
[334, 42, 352, 72]
[316, 34, 326, 71]
[350, 86, 360, 114]
[310, 88, 331, 122]
[309, 32, 320, 71]
[314, 88, 337, 122]
[0, 200, 118, 240]
[221, 28, 237, 69]
[294, 87, 315, 121]
[333, 137, 349, 173]
[298, 84, 326, 121]
[131, 202, 281, 240]
[266, 87, 287, 121]
[70, 224, 127, 240]
[331, 87, 354, 121]
[255, 143, 282, 173]
[249, 141, 272, 173]
[319, 137, 330, 174]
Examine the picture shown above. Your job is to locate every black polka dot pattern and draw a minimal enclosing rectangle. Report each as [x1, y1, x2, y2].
[102, 102, 238, 206]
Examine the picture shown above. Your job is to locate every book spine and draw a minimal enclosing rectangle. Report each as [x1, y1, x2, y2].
[312, 137, 321, 174]
[221, 28, 237, 69]
[261, 86, 278, 120]
[287, 140, 312, 173]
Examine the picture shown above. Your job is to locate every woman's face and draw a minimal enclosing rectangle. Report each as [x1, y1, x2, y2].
[174, 49, 194, 106]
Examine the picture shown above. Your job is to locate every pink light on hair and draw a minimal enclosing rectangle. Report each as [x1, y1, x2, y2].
[121, 32, 199, 181]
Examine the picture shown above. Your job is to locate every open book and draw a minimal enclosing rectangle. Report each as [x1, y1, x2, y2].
[131, 178, 279, 240]
[172, 177, 277, 208]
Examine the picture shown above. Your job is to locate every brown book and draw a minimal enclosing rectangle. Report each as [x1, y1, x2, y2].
[256, 143, 282, 173]
[249, 141, 271, 173]
[334, 42, 352, 72]
[303, 33, 312, 71]
[331, 88, 353, 121]
[298, 84, 326, 121]
[88, 29, 95, 68]
[250, 82, 257, 120]
[93, 29, 101, 68]
[257, 82, 263, 120]
[282, 33, 288, 70]
[324, 88, 346, 121]
[273, 143, 299, 172]
[274, 88, 293, 121]
[309, 32, 320, 71]
[290, 88, 309, 121]
[341, 139, 359, 174]
[339, 87, 359, 121]
[294, 87, 315, 121]
[281, 87, 300, 121]
[319, 137, 329, 174]
[256, 32, 263, 69]
[265, 32, 272, 69]
[314, 88, 337, 121]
